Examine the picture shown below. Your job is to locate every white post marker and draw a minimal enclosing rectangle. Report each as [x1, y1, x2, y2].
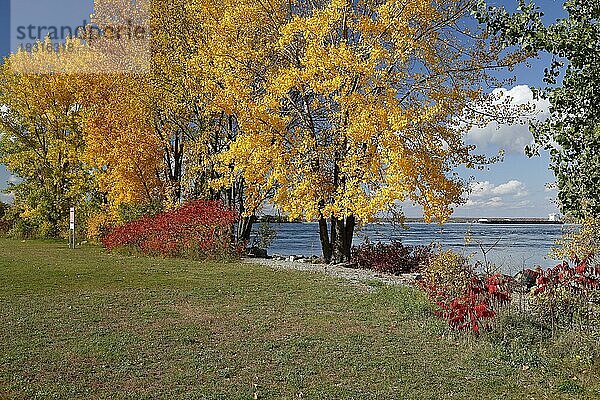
[69, 207, 75, 249]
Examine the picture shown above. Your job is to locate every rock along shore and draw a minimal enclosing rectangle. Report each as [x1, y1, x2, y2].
[243, 255, 420, 287]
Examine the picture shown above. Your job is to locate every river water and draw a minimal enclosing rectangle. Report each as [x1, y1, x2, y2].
[253, 222, 579, 274]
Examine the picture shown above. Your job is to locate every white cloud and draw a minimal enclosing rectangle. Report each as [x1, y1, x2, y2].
[493, 180, 528, 197]
[465, 85, 550, 154]
[491, 85, 540, 107]
[469, 179, 528, 198]
[468, 181, 494, 198]
[465, 196, 505, 208]
[464, 180, 529, 209]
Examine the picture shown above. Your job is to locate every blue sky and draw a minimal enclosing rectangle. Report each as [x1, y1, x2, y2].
[446, 0, 568, 218]
[0, 0, 570, 218]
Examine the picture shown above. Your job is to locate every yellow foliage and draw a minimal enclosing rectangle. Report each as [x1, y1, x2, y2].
[0, 41, 94, 235]
[190, 0, 510, 223]
[86, 210, 118, 241]
[553, 218, 600, 262]
[423, 249, 471, 293]
[79, 73, 164, 207]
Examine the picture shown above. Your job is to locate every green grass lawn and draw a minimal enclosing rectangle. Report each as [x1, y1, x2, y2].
[0, 239, 598, 399]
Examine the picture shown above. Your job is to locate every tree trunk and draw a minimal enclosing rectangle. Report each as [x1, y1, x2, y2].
[237, 215, 256, 243]
[319, 217, 332, 263]
[345, 215, 356, 260]
[318, 215, 355, 264]
[331, 216, 355, 264]
[332, 217, 345, 264]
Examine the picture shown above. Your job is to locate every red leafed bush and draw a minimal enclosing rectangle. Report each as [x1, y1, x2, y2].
[527, 256, 600, 328]
[352, 241, 433, 274]
[420, 250, 513, 333]
[421, 273, 513, 334]
[530, 257, 600, 296]
[101, 200, 239, 259]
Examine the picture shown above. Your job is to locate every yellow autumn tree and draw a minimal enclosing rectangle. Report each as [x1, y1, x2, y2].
[75, 0, 164, 208]
[149, 0, 207, 204]
[0, 40, 95, 237]
[149, 0, 261, 240]
[79, 74, 164, 207]
[189, 0, 524, 262]
[84, 0, 225, 208]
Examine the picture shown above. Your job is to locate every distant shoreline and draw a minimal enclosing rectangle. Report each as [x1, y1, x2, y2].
[257, 216, 572, 224]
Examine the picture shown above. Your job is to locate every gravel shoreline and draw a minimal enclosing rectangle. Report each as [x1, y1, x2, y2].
[243, 257, 420, 287]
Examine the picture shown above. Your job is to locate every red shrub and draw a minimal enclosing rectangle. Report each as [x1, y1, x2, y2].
[526, 256, 600, 327]
[421, 273, 513, 334]
[529, 257, 600, 297]
[101, 200, 239, 259]
[352, 241, 432, 274]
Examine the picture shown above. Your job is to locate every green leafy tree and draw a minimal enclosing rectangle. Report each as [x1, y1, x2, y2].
[477, 0, 600, 219]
